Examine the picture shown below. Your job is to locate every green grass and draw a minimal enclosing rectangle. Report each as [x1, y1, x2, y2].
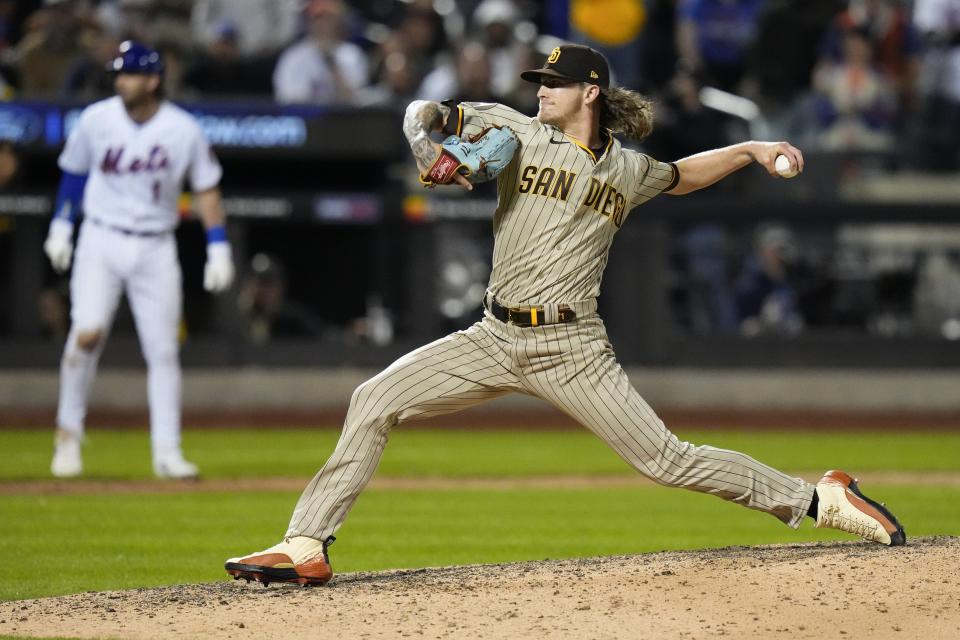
[3, 428, 960, 480]
[2, 485, 955, 602]
[1, 427, 958, 602]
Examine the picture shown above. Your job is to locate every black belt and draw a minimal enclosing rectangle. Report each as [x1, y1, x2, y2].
[486, 297, 577, 327]
[87, 217, 169, 237]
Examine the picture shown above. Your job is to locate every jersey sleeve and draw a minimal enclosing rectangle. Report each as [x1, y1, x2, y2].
[57, 108, 94, 174]
[442, 101, 534, 138]
[273, 47, 309, 103]
[187, 122, 222, 192]
[628, 152, 679, 209]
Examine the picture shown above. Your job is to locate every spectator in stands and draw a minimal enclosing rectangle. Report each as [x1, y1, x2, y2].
[0, 140, 20, 188]
[356, 49, 420, 107]
[647, 64, 743, 336]
[393, 2, 448, 73]
[819, 0, 921, 123]
[38, 284, 69, 341]
[154, 37, 194, 100]
[743, 0, 845, 118]
[61, 26, 118, 100]
[675, 0, 764, 93]
[913, 251, 960, 338]
[418, 40, 507, 105]
[95, 0, 192, 50]
[735, 224, 805, 337]
[811, 26, 898, 151]
[185, 19, 274, 96]
[14, 0, 87, 97]
[472, 0, 537, 102]
[679, 224, 739, 335]
[273, 0, 368, 105]
[192, 0, 300, 58]
[645, 62, 745, 161]
[909, 0, 960, 172]
[238, 253, 324, 344]
[92, 0, 146, 42]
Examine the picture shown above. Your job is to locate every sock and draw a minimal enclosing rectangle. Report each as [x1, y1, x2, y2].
[806, 489, 819, 520]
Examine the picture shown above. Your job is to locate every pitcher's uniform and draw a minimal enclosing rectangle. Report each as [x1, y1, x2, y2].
[286, 101, 814, 540]
[56, 96, 222, 457]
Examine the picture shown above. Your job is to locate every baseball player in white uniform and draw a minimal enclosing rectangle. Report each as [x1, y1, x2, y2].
[45, 41, 234, 479]
[225, 45, 905, 587]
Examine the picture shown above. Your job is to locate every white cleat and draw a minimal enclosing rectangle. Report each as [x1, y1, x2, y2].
[153, 450, 200, 479]
[814, 470, 906, 546]
[51, 429, 83, 478]
[225, 536, 335, 586]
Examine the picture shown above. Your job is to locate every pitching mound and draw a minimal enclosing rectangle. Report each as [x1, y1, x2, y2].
[3, 536, 957, 639]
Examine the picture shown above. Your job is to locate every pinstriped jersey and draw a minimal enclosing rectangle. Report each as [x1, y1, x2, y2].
[446, 101, 678, 306]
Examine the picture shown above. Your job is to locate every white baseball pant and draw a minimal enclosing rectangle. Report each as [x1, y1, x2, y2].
[56, 221, 183, 454]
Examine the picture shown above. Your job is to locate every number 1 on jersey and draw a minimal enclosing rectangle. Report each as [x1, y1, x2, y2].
[152, 180, 161, 203]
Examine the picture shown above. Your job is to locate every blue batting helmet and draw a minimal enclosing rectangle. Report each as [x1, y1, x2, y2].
[112, 41, 164, 75]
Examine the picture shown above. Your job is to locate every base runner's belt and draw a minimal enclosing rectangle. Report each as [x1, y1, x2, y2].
[486, 297, 576, 327]
[88, 217, 170, 238]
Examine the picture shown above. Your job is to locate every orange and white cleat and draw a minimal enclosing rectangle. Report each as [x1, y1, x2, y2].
[814, 470, 905, 546]
[225, 535, 335, 587]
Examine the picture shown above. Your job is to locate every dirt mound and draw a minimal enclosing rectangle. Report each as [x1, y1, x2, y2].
[2, 537, 957, 639]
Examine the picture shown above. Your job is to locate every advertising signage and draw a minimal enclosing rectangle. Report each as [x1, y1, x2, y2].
[0, 101, 402, 159]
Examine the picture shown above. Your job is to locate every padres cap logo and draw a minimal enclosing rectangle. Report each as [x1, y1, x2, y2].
[520, 44, 610, 90]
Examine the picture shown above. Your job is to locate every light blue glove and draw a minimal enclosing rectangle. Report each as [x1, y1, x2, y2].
[421, 125, 519, 186]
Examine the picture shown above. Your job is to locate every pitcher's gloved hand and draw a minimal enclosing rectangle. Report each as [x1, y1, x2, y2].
[420, 126, 519, 187]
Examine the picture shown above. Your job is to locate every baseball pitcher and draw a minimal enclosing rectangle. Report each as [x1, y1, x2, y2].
[226, 45, 904, 587]
[46, 41, 234, 479]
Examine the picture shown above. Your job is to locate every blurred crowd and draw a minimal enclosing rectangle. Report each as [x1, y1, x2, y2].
[0, 0, 958, 168]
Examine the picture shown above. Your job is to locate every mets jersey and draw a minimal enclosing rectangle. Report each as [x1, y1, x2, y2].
[58, 96, 222, 233]
[445, 101, 678, 306]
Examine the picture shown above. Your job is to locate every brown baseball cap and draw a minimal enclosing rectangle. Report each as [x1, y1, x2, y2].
[520, 44, 610, 90]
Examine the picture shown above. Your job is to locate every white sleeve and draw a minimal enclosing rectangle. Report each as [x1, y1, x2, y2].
[188, 124, 222, 192]
[913, 0, 943, 32]
[340, 44, 368, 92]
[273, 47, 311, 103]
[57, 109, 93, 174]
[271, 0, 302, 51]
[190, 0, 215, 48]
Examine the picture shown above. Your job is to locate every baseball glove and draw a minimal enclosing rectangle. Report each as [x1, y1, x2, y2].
[420, 126, 519, 187]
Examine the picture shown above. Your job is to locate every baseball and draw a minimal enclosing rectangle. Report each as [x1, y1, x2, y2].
[775, 154, 798, 178]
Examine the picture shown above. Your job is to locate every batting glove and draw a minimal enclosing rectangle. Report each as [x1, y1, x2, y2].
[204, 242, 235, 293]
[44, 218, 75, 274]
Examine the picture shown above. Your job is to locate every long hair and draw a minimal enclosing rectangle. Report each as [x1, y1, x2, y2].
[598, 86, 654, 141]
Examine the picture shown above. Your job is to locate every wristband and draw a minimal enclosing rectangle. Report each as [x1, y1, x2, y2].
[55, 171, 88, 222]
[206, 225, 227, 243]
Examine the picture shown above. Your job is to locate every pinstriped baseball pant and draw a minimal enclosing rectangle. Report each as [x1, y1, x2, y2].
[286, 313, 815, 540]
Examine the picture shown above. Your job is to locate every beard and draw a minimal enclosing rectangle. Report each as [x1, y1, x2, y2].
[538, 100, 579, 130]
[120, 90, 149, 110]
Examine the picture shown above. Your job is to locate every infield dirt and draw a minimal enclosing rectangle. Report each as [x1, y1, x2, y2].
[2, 536, 957, 639]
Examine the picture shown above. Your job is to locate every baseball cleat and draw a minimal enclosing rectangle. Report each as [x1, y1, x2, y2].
[152, 450, 199, 479]
[51, 429, 83, 478]
[814, 470, 905, 546]
[225, 535, 335, 586]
